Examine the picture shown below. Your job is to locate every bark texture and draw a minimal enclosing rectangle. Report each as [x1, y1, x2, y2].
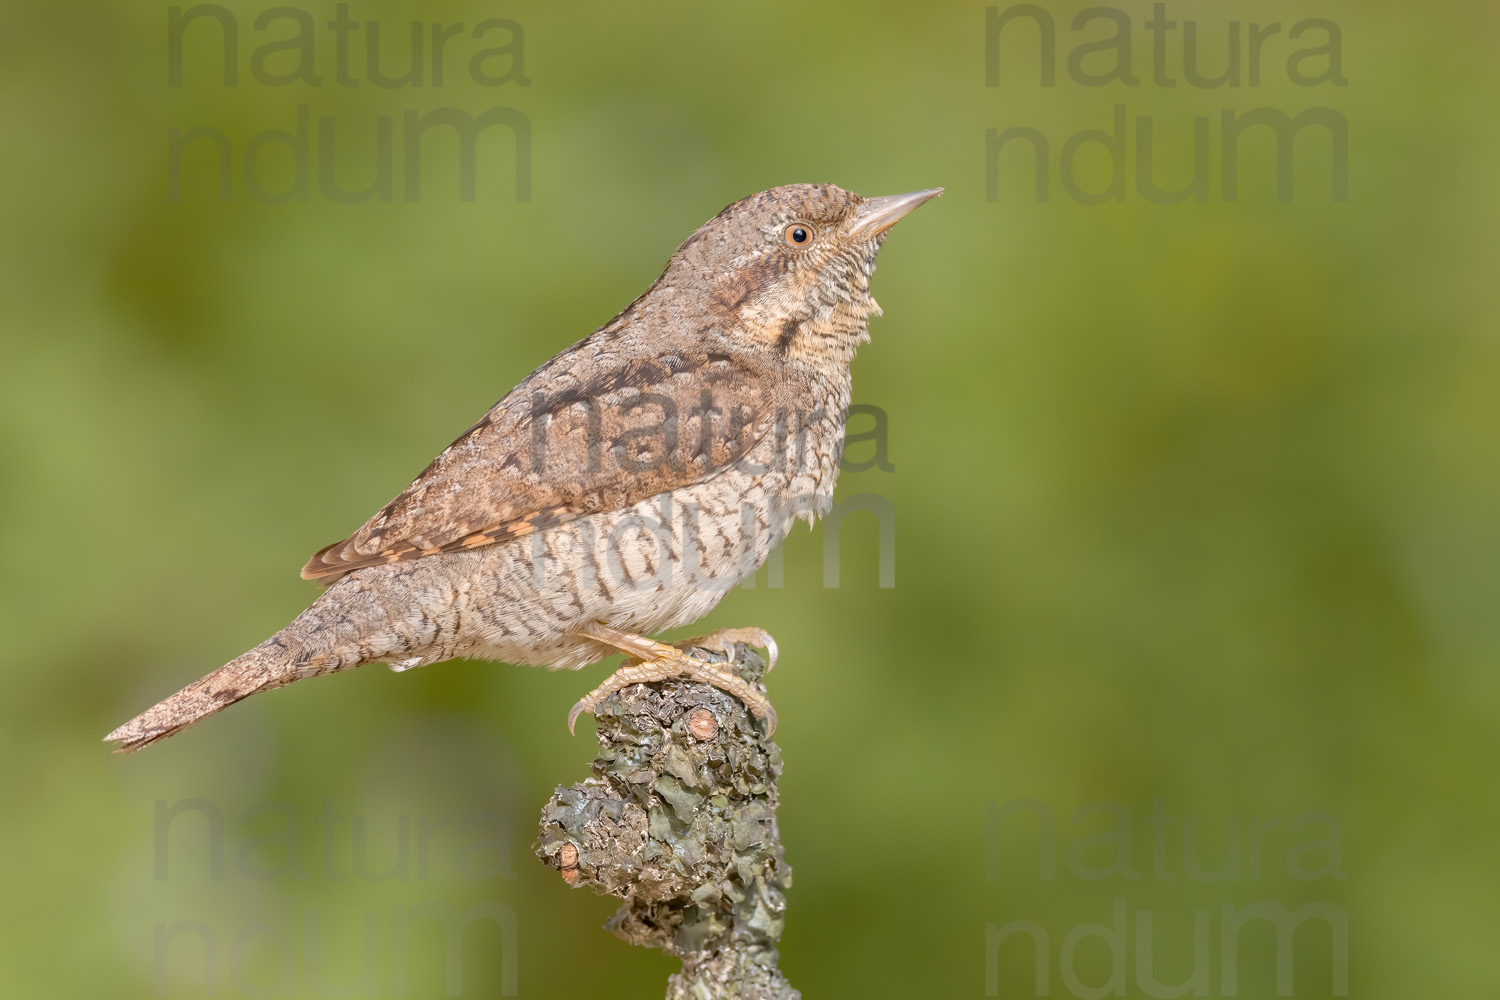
[536, 644, 798, 998]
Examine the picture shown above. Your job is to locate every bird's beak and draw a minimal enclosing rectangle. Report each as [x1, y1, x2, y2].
[849, 188, 944, 238]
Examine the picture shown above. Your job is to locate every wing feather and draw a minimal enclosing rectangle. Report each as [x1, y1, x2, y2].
[302, 335, 798, 582]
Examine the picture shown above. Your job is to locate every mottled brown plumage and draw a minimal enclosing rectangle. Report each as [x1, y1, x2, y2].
[106, 182, 940, 753]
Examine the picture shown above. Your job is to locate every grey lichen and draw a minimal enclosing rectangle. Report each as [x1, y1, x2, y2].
[536, 645, 799, 999]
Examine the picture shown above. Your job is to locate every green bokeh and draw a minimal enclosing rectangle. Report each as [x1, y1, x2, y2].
[2, 1, 1495, 996]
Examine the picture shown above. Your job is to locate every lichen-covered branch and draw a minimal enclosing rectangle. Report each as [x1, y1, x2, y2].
[536, 645, 798, 999]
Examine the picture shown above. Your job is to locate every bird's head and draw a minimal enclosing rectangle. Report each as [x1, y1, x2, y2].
[663, 183, 942, 363]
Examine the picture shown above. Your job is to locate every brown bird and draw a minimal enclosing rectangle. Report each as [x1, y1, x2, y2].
[105, 182, 941, 753]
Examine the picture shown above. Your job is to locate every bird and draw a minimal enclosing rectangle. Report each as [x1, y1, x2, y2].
[105, 182, 941, 753]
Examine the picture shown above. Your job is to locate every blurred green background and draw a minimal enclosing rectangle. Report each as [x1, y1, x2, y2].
[2, 0, 1496, 996]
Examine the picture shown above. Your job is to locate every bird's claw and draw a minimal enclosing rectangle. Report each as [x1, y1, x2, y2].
[566, 699, 590, 736]
[567, 644, 778, 737]
[673, 626, 779, 672]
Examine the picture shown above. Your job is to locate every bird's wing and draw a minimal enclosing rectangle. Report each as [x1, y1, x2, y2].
[301, 344, 804, 582]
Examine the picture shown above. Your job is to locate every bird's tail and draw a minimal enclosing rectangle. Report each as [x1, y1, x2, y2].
[104, 633, 314, 753]
[103, 577, 396, 754]
[106, 568, 431, 753]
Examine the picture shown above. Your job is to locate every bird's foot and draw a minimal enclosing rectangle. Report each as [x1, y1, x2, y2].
[670, 626, 778, 672]
[569, 622, 777, 736]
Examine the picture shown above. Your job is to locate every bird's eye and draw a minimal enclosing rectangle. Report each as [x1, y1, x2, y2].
[783, 223, 814, 247]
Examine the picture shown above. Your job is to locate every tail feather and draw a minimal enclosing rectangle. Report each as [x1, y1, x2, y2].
[104, 636, 303, 754]
[107, 569, 423, 754]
